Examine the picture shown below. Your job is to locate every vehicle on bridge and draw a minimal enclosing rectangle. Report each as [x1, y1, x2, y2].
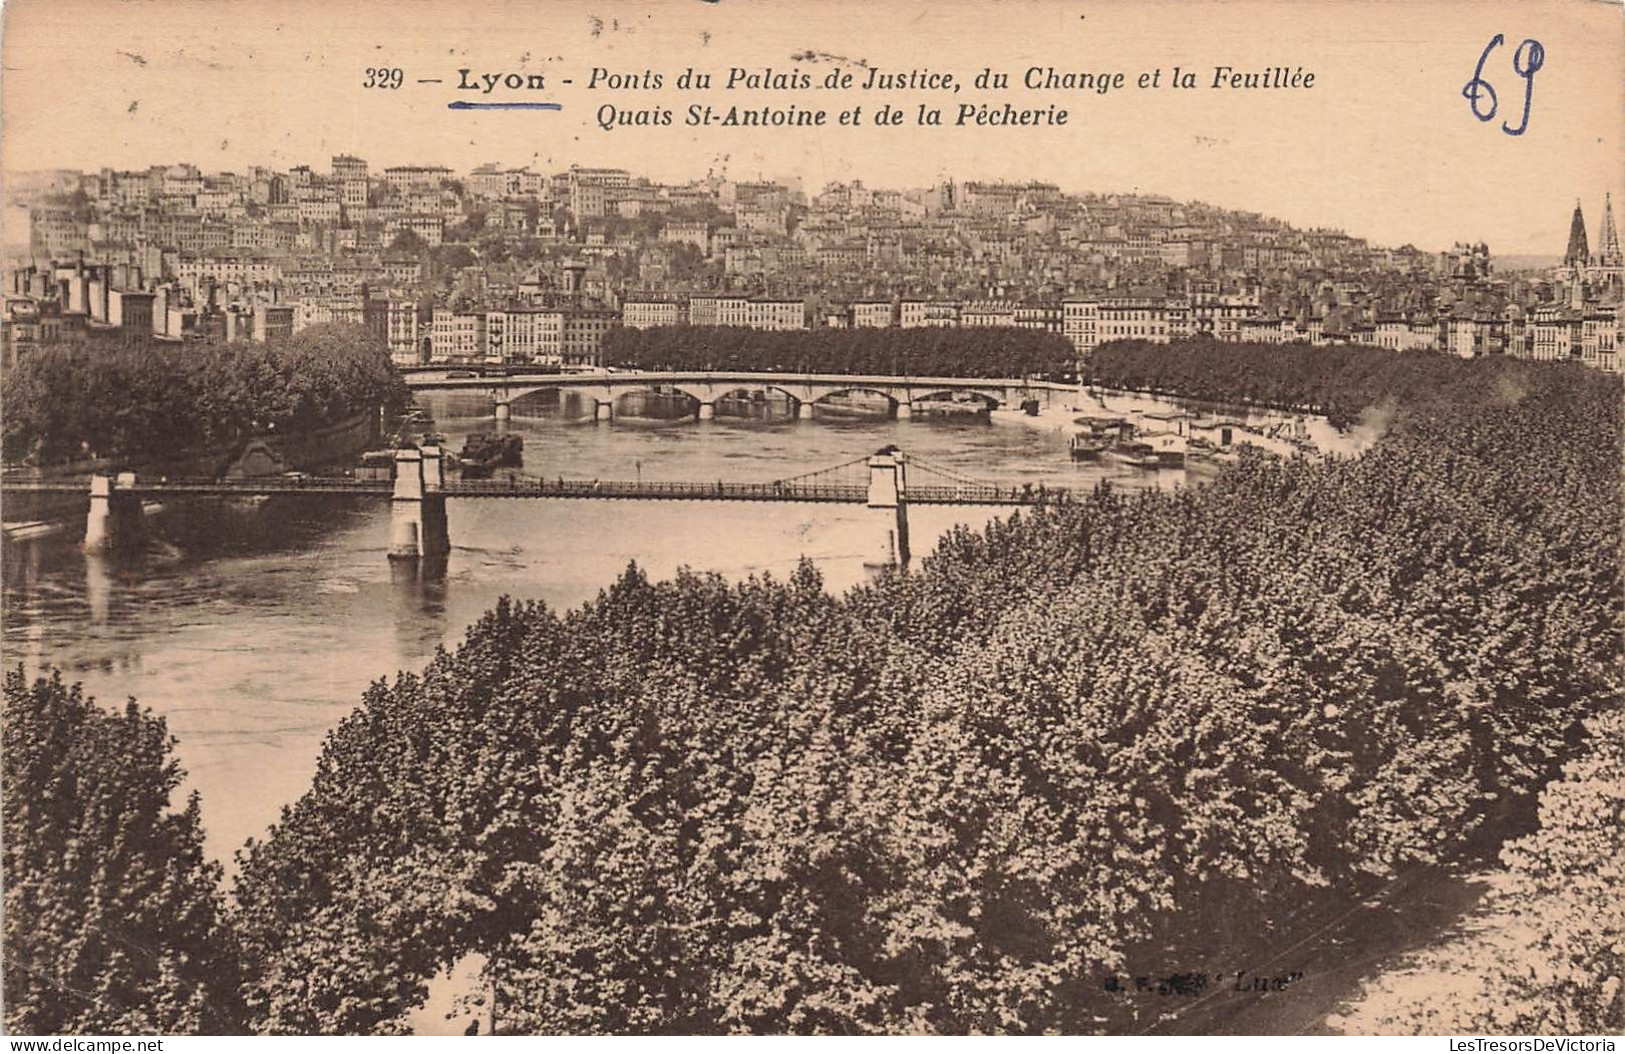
[477, 362, 563, 378]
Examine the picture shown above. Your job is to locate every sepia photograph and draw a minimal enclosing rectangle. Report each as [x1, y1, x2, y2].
[0, 0, 1621, 1040]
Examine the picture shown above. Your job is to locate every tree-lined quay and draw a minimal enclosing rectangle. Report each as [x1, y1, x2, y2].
[5, 347, 1619, 1034]
[601, 325, 1076, 377]
[0, 324, 408, 469]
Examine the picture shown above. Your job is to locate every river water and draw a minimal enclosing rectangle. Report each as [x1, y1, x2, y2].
[2, 388, 1305, 868]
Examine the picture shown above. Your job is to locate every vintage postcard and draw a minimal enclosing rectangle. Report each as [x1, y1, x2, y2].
[1, 0, 1621, 1040]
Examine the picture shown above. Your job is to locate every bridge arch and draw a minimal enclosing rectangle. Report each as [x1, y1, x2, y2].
[809, 387, 901, 410]
[502, 385, 564, 406]
[606, 383, 705, 405]
[707, 384, 807, 415]
[908, 388, 1004, 409]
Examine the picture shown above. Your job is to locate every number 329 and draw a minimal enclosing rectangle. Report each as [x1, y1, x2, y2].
[364, 67, 404, 89]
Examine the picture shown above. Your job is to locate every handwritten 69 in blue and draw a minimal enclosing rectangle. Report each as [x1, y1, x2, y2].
[1463, 34, 1546, 136]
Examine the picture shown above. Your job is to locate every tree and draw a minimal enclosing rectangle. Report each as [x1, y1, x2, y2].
[598, 326, 1075, 378]
[2, 669, 244, 1034]
[387, 229, 429, 256]
[2, 326, 407, 467]
[431, 244, 478, 273]
[1333, 710, 1625, 1035]
[446, 210, 487, 243]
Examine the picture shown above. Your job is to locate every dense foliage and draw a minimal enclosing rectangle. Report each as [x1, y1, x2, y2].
[226, 351, 1621, 1033]
[2, 670, 245, 1034]
[601, 325, 1075, 379]
[1092, 339, 1504, 428]
[1, 324, 409, 466]
[1489, 709, 1625, 1033]
[1336, 708, 1624, 1034]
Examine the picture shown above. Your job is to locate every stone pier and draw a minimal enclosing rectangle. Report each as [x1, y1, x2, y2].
[419, 446, 450, 557]
[494, 401, 511, 422]
[797, 402, 815, 420]
[595, 399, 614, 423]
[697, 401, 716, 420]
[895, 402, 913, 421]
[389, 447, 450, 560]
[84, 473, 144, 552]
[864, 449, 911, 571]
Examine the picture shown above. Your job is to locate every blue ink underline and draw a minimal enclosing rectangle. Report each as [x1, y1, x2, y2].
[447, 101, 562, 111]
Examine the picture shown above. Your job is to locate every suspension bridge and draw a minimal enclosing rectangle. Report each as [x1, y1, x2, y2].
[5, 447, 1071, 567]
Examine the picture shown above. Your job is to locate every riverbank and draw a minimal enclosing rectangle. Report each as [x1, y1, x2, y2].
[990, 384, 1368, 458]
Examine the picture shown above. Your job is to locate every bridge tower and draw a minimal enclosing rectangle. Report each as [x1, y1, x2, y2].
[389, 446, 450, 561]
[420, 446, 450, 558]
[865, 449, 911, 571]
[83, 472, 144, 552]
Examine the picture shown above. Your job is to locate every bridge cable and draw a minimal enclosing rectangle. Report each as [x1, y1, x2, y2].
[767, 455, 872, 486]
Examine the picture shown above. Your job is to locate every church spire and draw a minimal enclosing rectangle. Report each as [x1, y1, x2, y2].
[1564, 199, 1590, 268]
[1599, 193, 1622, 267]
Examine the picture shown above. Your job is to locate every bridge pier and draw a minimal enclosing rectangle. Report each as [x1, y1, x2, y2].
[494, 401, 511, 422]
[864, 450, 911, 573]
[797, 401, 814, 420]
[697, 401, 715, 420]
[895, 402, 913, 421]
[595, 399, 614, 423]
[420, 446, 451, 557]
[389, 447, 450, 561]
[84, 551, 112, 624]
[84, 473, 144, 552]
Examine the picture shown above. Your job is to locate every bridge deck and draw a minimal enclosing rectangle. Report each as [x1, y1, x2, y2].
[4, 476, 1053, 506]
[403, 369, 1038, 393]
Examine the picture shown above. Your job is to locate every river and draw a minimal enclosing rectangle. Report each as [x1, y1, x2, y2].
[2, 387, 1304, 869]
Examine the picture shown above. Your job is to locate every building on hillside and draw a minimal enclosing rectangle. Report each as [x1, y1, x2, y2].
[252, 303, 295, 342]
[900, 299, 960, 327]
[622, 298, 683, 328]
[331, 155, 369, 182]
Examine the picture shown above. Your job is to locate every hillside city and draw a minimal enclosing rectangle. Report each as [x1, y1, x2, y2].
[3, 157, 1622, 373]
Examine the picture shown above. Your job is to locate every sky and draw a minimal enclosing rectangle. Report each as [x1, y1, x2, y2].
[2, 0, 1621, 254]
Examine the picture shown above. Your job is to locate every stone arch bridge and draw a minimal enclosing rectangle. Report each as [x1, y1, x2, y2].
[404, 370, 1059, 421]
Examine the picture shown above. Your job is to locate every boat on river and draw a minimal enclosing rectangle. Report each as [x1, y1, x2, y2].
[1106, 441, 1162, 469]
[457, 433, 524, 480]
[1070, 433, 1107, 461]
[1188, 437, 1241, 465]
[1142, 431, 1188, 468]
[1102, 430, 1186, 469]
[1071, 415, 1132, 461]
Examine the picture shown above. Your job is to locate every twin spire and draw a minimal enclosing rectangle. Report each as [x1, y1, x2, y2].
[1568, 193, 1622, 268]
